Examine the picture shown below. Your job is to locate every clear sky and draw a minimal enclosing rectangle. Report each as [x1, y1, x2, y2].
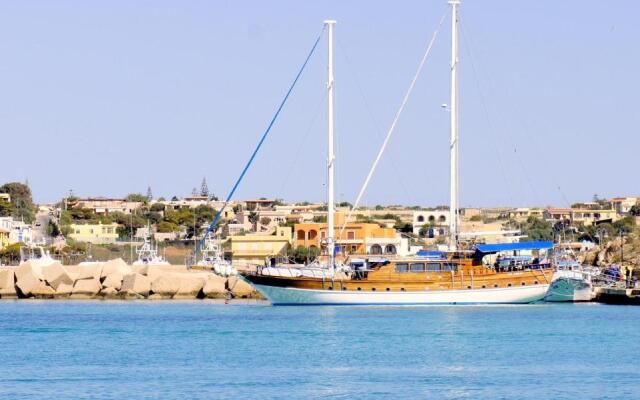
[0, 1, 637, 207]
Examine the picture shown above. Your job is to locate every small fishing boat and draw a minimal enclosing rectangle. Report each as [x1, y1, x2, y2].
[545, 255, 599, 302]
[133, 231, 169, 266]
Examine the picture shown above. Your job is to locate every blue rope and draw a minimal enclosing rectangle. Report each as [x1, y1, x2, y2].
[200, 28, 325, 249]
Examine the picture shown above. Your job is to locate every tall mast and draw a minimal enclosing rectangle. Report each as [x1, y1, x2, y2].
[325, 20, 336, 269]
[448, 0, 460, 251]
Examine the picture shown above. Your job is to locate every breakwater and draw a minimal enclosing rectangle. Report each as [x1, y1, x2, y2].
[0, 259, 259, 300]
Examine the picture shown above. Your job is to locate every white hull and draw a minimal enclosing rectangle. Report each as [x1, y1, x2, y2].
[251, 282, 550, 305]
[545, 277, 593, 302]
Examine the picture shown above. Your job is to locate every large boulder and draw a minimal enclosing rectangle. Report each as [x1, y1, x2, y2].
[121, 273, 151, 298]
[174, 275, 206, 299]
[202, 275, 227, 299]
[100, 258, 132, 279]
[228, 277, 255, 298]
[102, 273, 124, 290]
[0, 268, 17, 298]
[71, 278, 102, 298]
[42, 263, 77, 290]
[150, 275, 180, 298]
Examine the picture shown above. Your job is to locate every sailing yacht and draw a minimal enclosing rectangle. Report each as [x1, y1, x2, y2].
[241, 2, 554, 304]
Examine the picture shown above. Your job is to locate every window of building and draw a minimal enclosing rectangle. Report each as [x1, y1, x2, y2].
[385, 244, 396, 254]
[417, 215, 424, 222]
[347, 231, 355, 240]
[370, 244, 382, 254]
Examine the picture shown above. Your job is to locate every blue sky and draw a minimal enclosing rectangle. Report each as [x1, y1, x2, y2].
[0, 1, 637, 207]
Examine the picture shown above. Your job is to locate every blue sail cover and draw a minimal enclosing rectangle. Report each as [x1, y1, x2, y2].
[475, 241, 553, 254]
[416, 250, 446, 258]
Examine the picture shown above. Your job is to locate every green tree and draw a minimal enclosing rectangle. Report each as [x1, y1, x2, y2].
[291, 245, 320, 264]
[157, 221, 180, 233]
[47, 220, 61, 237]
[0, 182, 36, 223]
[125, 193, 149, 204]
[521, 216, 553, 241]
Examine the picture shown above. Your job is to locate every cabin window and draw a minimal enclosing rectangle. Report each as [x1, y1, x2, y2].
[395, 263, 409, 273]
[441, 263, 456, 272]
[400, 288, 406, 291]
[426, 263, 441, 272]
[410, 263, 425, 272]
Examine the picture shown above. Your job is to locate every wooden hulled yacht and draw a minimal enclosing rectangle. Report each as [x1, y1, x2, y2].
[241, 2, 554, 304]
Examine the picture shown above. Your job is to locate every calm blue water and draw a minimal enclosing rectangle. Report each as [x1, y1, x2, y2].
[0, 301, 639, 399]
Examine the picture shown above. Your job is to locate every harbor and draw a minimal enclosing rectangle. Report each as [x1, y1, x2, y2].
[1, 0, 639, 398]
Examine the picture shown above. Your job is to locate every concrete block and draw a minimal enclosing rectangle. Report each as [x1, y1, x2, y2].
[203, 275, 227, 299]
[42, 263, 76, 290]
[15, 270, 46, 298]
[72, 278, 102, 298]
[54, 282, 73, 297]
[150, 275, 180, 298]
[74, 264, 103, 281]
[228, 277, 255, 298]
[15, 261, 45, 281]
[102, 273, 124, 290]
[121, 273, 151, 297]
[31, 283, 56, 298]
[146, 265, 188, 281]
[100, 287, 120, 299]
[174, 275, 206, 299]
[100, 258, 132, 278]
[0, 268, 17, 298]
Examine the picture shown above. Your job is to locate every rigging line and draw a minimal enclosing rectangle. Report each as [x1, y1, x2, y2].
[276, 90, 328, 200]
[336, 37, 415, 206]
[200, 27, 326, 248]
[339, 11, 447, 237]
[459, 21, 542, 207]
[458, 22, 514, 207]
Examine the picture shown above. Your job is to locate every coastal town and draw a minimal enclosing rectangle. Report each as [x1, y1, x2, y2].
[0, 179, 638, 303]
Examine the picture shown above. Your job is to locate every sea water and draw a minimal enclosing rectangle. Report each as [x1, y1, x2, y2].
[0, 301, 638, 399]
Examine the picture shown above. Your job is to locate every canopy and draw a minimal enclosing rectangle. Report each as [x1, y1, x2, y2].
[475, 241, 553, 254]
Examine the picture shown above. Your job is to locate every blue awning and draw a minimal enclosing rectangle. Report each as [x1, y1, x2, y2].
[475, 241, 553, 254]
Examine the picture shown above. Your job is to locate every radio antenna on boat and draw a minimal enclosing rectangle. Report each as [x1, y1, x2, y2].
[448, 0, 460, 251]
[325, 19, 336, 272]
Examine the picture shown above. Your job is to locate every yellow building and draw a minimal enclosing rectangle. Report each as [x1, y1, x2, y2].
[0, 228, 9, 249]
[229, 226, 292, 267]
[69, 223, 120, 244]
[294, 213, 403, 256]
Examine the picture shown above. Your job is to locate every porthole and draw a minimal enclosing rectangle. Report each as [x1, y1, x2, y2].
[493, 284, 498, 288]
[534, 281, 539, 285]
[481, 285, 486, 289]
[507, 283, 512, 287]
[386, 288, 390, 291]
[467, 286, 472, 289]
[372, 288, 376, 291]
[400, 288, 406, 292]
[521, 282, 526, 286]
[357, 287, 362, 291]
[328, 286, 333, 290]
[342, 287, 347, 291]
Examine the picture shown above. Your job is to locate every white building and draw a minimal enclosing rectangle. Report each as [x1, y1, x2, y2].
[412, 210, 451, 237]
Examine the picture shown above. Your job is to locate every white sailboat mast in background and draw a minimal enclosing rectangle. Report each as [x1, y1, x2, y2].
[448, 0, 460, 251]
[325, 19, 336, 271]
